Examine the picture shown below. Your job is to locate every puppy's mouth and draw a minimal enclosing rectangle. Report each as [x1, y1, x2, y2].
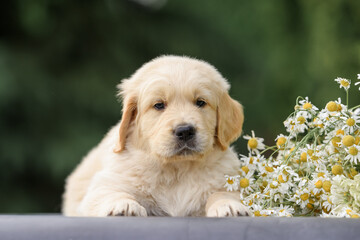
[173, 141, 200, 156]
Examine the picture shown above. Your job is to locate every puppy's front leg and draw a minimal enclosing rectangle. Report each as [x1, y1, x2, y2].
[79, 173, 147, 217]
[205, 192, 251, 217]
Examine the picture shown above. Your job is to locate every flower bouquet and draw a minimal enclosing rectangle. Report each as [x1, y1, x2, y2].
[225, 75, 360, 218]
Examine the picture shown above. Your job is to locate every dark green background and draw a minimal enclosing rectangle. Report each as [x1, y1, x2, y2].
[1, 0, 359, 213]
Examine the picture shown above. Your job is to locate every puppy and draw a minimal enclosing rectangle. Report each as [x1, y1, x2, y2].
[62, 55, 250, 217]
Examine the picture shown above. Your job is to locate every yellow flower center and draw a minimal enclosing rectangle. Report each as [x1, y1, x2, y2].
[300, 193, 309, 201]
[350, 168, 358, 177]
[347, 118, 355, 126]
[227, 179, 234, 184]
[278, 175, 288, 183]
[349, 146, 358, 156]
[343, 135, 355, 147]
[332, 165, 343, 175]
[262, 181, 268, 187]
[240, 178, 250, 188]
[317, 172, 325, 178]
[241, 166, 249, 174]
[254, 210, 261, 217]
[270, 182, 278, 189]
[322, 207, 331, 214]
[265, 166, 274, 172]
[300, 152, 307, 162]
[249, 157, 254, 164]
[323, 181, 332, 192]
[326, 101, 337, 112]
[306, 203, 314, 209]
[355, 137, 360, 145]
[332, 136, 341, 147]
[351, 214, 360, 218]
[341, 79, 350, 87]
[327, 197, 333, 204]
[311, 155, 319, 161]
[346, 209, 352, 214]
[297, 116, 306, 124]
[276, 137, 286, 148]
[315, 180, 323, 188]
[248, 138, 258, 149]
[337, 104, 342, 111]
[307, 149, 314, 156]
[303, 102, 312, 110]
[336, 129, 345, 135]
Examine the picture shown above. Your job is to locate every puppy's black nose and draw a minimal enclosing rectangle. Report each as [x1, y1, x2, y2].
[174, 125, 196, 141]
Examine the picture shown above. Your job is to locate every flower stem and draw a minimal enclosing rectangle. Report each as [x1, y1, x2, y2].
[350, 105, 360, 110]
[259, 146, 277, 155]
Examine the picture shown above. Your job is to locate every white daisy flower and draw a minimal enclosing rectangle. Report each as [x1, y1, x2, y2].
[243, 193, 263, 209]
[275, 134, 290, 149]
[239, 154, 261, 172]
[344, 145, 360, 164]
[292, 188, 311, 209]
[299, 96, 319, 114]
[340, 112, 360, 134]
[335, 77, 351, 91]
[283, 117, 297, 135]
[310, 177, 326, 195]
[276, 204, 294, 217]
[319, 98, 347, 120]
[321, 194, 334, 213]
[251, 204, 264, 217]
[334, 207, 358, 218]
[309, 117, 324, 130]
[311, 170, 331, 181]
[258, 162, 277, 177]
[294, 113, 309, 133]
[325, 129, 345, 149]
[239, 172, 255, 198]
[243, 130, 265, 155]
[224, 175, 240, 191]
[261, 209, 277, 217]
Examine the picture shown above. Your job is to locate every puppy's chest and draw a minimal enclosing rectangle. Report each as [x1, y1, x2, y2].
[139, 168, 222, 216]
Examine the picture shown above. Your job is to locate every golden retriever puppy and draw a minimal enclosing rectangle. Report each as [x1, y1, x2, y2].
[62, 55, 250, 217]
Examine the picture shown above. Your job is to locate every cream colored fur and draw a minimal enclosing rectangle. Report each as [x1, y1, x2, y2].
[62, 55, 250, 217]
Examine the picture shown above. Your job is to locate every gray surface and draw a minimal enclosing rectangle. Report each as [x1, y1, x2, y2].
[0, 215, 359, 240]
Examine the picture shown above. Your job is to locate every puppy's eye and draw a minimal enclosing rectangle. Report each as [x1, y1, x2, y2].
[154, 102, 165, 110]
[196, 99, 207, 108]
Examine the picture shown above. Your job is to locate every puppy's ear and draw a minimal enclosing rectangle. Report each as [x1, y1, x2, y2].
[216, 92, 244, 151]
[113, 85, 137, 153]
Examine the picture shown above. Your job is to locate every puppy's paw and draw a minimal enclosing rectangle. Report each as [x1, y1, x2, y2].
[108, 199, 148, 217]
[206, 199, 251, 217]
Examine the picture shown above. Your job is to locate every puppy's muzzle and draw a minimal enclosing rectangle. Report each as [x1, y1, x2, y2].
[174, 124, 196, 142]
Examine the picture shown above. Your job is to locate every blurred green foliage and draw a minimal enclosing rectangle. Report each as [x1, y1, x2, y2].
[0, 0, 359, 213]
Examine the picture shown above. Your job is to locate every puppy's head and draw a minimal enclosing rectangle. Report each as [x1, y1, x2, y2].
[114, 56, 244, 162]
